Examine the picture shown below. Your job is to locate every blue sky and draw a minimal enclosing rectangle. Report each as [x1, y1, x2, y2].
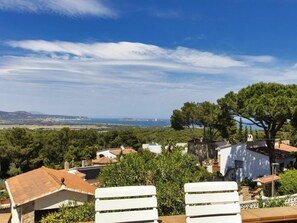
[1, 0, 297, 118]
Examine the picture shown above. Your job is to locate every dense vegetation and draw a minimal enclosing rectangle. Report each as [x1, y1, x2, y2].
[278, 170, 297, 195]
[0, 127, 203, 178]
[40, 201, 95, 223]
[99, 149, 208, 216]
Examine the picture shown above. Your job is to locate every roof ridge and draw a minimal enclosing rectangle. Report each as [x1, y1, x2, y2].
[41, 166, 62, 186]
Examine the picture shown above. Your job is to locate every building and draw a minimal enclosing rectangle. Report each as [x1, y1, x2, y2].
[96, 146, 136, 159]
[6, 166, 95, 223]
[142, 142, 162, 154]
[217, 140, 297, 182]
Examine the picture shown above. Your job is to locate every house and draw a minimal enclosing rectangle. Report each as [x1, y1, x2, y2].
[254, 175, 281, 197]
[142, 142, 162, 154]
[216, 139, 297, 182]
[6, 166, 96, 223]
[96, 146, 136, 159]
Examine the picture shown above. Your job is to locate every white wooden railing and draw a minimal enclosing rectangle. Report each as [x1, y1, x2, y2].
[240, 193, 297, 210]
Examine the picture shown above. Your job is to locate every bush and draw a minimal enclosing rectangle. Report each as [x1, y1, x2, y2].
[278, 170, 297, 195]
[40, 201, 95, 223]
[99, 149, 209, 216]
[257, 196, 288, 208]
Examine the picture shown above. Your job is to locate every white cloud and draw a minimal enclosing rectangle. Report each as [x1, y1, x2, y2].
[0, 0, 116, 17]
[1, 40, 294, 117]
[6, 40, 247, 69]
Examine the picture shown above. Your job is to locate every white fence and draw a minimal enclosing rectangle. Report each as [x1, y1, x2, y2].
[240, 193, 297, 210]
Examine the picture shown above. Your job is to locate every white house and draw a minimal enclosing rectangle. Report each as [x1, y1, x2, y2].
[217, 140, 297, 182]
[142, 142, 162, 154]
[6, 166, 95, 223]
[217, 143, 271, 182]
[96, 146, 136, 159]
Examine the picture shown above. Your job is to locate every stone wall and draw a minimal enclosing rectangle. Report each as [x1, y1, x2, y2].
[21, 201, 34, 223]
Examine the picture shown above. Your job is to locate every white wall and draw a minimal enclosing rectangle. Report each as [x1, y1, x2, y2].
[96, 150, 117, 159]
[142, 143, 162, 154]
[11, 206, 21, 223]
[34, 190, 90, 210]
[218, 144, 271, 182]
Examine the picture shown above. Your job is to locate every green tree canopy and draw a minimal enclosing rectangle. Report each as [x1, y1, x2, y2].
[99, 150, 208, 216]
[170, 101, 236, 141]
[218, 82, 297, 165]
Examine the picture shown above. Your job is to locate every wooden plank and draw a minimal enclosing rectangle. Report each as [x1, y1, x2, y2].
[95, 209, 158, 223]
[187, 214, 242, 223]
[96, 196, 157, 211]
[185, 182, 238, 193]
[185, 191, 239, 204]
[96, 185, 156, 198]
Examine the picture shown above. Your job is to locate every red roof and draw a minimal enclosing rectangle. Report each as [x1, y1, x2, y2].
[92, 157, 118, 165]
[256, 175, 281, 184]
[275, 143, 297, 153]
[6, 166, 95, 207]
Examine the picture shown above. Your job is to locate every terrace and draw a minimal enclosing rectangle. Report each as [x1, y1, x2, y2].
[84, 207, 297, 223]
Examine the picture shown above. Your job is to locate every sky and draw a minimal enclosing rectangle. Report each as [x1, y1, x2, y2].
[2, 0, 297, 118]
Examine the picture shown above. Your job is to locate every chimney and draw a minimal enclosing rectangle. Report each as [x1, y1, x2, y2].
[64, 161, 69, 171]
[82, 160, 86, 167]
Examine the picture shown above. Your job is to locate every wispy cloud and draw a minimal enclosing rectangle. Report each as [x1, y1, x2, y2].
[0, 40, 292, 117]
[0, 0, 116, 17]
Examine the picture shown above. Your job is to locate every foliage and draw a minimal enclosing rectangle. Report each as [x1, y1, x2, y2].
[257, 196, 288, 208]
[0, 191, 9, 200]
[278, 170, 297, 195]
[99, 150, 209, 216]
[239, 178, 257, 190]
[170, 101, 237, 141]
[40, 201, 95, 223]
[0, 127, 203, 178]
[218, 82, 297, 164]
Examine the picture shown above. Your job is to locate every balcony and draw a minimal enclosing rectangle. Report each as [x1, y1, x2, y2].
[83, 206, 297, 223]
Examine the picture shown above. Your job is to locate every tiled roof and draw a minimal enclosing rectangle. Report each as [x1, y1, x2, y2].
[6, 166, 95, 207]
[255, 175, 281, 184]
[275, 143, 297, 153]
[109, 148, 136, 155]
[92, 157, 118, 165]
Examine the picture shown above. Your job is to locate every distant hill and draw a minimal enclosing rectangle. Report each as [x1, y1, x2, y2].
[0, 111, 87, 121]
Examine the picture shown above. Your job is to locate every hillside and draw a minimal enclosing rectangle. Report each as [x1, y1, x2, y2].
[0, 111, 86, 121]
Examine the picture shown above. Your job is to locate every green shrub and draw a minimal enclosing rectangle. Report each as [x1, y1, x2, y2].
[40, 201, 95, 223]
[278, 170, 297, 195]
[99, 149, 209, 216]
[257, 196, 288, 208]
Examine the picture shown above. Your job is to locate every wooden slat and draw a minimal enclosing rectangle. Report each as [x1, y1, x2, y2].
[186, 203, 240, 216]
[185, 191, 239, 205]
[95, 209, 158, 223]
[96, 196, 157, 211]
[185, 182, 238, 193]
[187, 214, 242, 223]
[96, 186, 156, 198]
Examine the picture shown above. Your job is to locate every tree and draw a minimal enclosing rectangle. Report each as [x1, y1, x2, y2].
[218, 82, 297, 167]
[99, 150, 208, 215]
[170, 102, 201, 132]
[171, 101, 236, 141]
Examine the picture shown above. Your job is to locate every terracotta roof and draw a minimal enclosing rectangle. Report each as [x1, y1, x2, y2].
[92, 157, 118, 165]
[109, 148, 136, 156]
[255, 175, 281, 184]
[275, 144, 297, 153]
[0, 213, 11, 223]
[6, 166, 95, 207]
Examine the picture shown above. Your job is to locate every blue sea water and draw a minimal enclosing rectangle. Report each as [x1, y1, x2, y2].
[67, 118, 170, 128]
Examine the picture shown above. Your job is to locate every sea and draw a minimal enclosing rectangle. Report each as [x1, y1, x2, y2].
[66, 118, 171, 128]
